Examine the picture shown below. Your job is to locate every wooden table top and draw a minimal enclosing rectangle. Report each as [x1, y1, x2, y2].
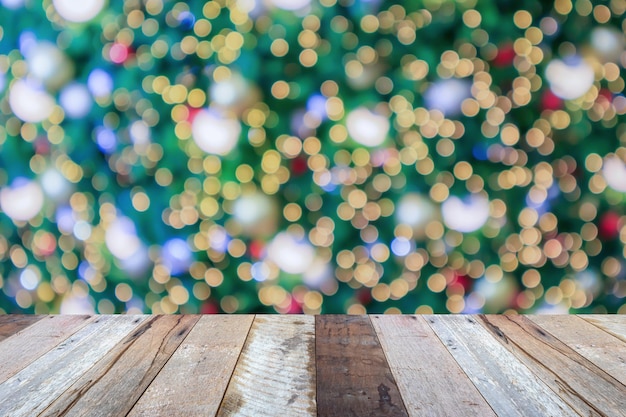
[0, 315, 624, 417]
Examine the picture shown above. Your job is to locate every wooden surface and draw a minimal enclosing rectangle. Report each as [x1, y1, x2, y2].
[0, 315, 624, 417]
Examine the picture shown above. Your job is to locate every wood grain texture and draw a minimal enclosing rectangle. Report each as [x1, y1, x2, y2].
[0, 315, 42, 341]
[480, 315, 626, 417]
[581, 314, 626, 343]
[217, 315, 316, 417]
[426, 315, 579, 417]
[529, 314, 626, 386]
[0, 315, 147, 417]
[0, 315, 92, 383]
[128, 315, 254, 417]
[371, 315, 496, 417]
[40, 315, 200, 417]
[316, 315, 408, 417]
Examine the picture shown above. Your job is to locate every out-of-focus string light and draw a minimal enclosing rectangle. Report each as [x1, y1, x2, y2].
[52, 0, 106, 23]
[545, 57, 595, 100]
[8, 79, 55, 123]
[191, 109, 241, 155]
[267, 232, 315, 274]
[442, 194, 490, 233]
[346, 107, 389, 147]
[0, 178, 44, 222]
[602, 156, 626, 192]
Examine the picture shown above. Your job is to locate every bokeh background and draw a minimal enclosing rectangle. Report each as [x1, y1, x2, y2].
[0, 0, 625, 314]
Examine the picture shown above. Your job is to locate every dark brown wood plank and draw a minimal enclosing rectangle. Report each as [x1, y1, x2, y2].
[128, 315, 254, 417]
[529, 315, 626, 386]
[39, 315, 200, 417]
[0, 315, 92, 383]
[371, 315, 496, 417]
[0, 315, 43, 341]
[316, 315, 408, 417]
[0, 315, 148, 417]
[479, 315, 626, 417]
[216, 315, 316, 417]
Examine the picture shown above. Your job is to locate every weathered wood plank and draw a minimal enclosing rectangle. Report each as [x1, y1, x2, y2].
[371, 315, 496, 417]
[529, 315, 626, 386]
[0, 315, 43, 341]
[580, 314, 626, 343]
[316, 315, 408, 417]
[480, 315, 626, 417]
[128, 315, 254, 417]
[217, 315, 316, 417]
[426, 315, 579, 417]
[0, 315, 92, 383]
[0, 315, 148, 417]
[39, 315, 200, 417]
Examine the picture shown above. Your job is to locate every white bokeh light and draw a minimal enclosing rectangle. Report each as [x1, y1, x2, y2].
[0, 179, 45, 222]
[545, 57, 595, 100]
[162, 238, 192, 275]
[210, 73, 249, 108]
[442, 194, 490, 233]
[60, 293, 95, 314]
[25, 42, 71, 87]
[602, 155, 626, 192]
[591, 27, 624, 62]
[346, 107, 389, 147]
[424, 78, 471, 116]
[130, 120, 151, 145]
[59, 83, 92, 119]
[267, 232, 315, 274]
[191, 109, 241, 155]
[41, 168, 72, 201]
[396, 193, 437, 231]
[105, 216, 142, 260]
[88, 68, 113, 97]
[1, 0, 24, 8]
[53, 0, 106, 23]
[20, 268, 40, 291]
[266, 0, 311, 11]
[303, 257, 332, 287]
[9, 79, 55, 123]
[233, 193, 274, 227]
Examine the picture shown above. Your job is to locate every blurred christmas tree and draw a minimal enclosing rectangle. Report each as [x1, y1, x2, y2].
[0, 0, 625, 314]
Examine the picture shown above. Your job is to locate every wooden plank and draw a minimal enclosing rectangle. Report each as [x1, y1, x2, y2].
[39, 315, 200, 417]
[0, 315, 92, 383]
[0, 315, 148, 417]
[316, 315, 408, 417]
[479, 315, 626, 417]
[580, 314, 626, 343]
[426, 315, 579, 417]
[371, 315, 496, 417]
[529, 315, 626, 386]
[128, 315, 253, 417]
[217, 315, 316, 417]
[0, 315, 43, 341]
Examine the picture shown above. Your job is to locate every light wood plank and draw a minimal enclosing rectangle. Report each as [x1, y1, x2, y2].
[529, 315, 626, 386]
[0, 315, 43, 341]
[0, 315, 148, 417]
[581, 314, 626, 343]
[480, 315, 626, 417]
[40, 315, 200, 417]
[426, 315, 579, 417]
[128, 315, 254, 417]
[316, 315, 408, 417]
[217, 315, 316, 417]
[371, 315, 496, 417]
[0, 315, 92, 383]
